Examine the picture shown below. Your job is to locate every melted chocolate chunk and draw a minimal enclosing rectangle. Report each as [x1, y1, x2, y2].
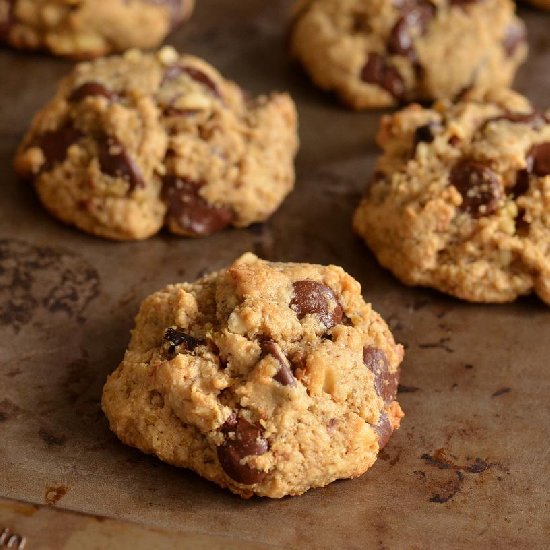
[162, 65, 220, 98]
[388, 1, 435, 62]
[35, 123, 83, 171]
[261, 340, 296, 387]
[526, 142, 550, 177]
[97, 136, 144, 192]
[162, 176, 234, 237]
[363, 346, 399, 404]
[163, 327, 200, 357]
[502, 23, 526, 58]
[361, 53, 405, 100]
[373, 412, 393, 450]
[69, 81, 118, 102]
[217, 416, 268, 485]
[449, 160, 502, 218]
[290, 280, 344, 329]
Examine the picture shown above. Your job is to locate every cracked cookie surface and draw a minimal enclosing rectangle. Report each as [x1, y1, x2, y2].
[290, 0, 527, 109]
[0, 0, 194, 58]
[353, 90, 550, 305]
[101, 253, 404, 498]
[14, 47, 298, 240]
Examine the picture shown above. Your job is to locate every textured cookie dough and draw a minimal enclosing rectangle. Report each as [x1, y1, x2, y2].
[102, 253, 404, 498]
[14, 47, 298, 240]
[353, 89, 550, 304]
[0, 0, 194, 58]
[290, 0, 527, 109]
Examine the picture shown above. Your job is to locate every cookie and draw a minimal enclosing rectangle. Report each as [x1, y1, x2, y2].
[353, 89, 550, 305]
[102, 253, 404, 498]
[0, 0, 194, 59]
[290, 0, 527, 110]
[14, 47, 299, 240]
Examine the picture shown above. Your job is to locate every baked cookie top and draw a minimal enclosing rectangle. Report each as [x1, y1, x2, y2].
[14, 47, 298, 240]
[290, 0, 527, 109]
[353, 89, 550, 305]
[102, 253, 404, 498]
[0, 0, 194, 58]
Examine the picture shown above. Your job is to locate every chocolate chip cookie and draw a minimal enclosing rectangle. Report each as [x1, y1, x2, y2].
[102, 253, 404, 498]
[14, 47, 298, 240]
[0, 0, 194, 58]
[353, 89, 550, 304]
[290, 0, 527, 109]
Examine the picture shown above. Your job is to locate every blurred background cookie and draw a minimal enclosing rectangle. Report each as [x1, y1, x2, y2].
[290, 0, 527, 109]
[0, 0, 195, 58]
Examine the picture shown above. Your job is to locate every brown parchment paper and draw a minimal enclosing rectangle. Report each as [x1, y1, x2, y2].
[1, 2, 549, 548]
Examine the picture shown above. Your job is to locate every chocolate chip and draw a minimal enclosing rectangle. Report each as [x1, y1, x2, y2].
[69, 81, 118, 102]
[261, 340, 295, 387]
[414, 121, 439, 147]
[97, 136, 144, 192]
[526, 142, 550, 177]
[34, 123, 83, 171]
[163, 327, 200, 357]
[502, 23, 526, 58]
[290, 280, 344, 329]
[361, 53, 405, 100]
[388, 2, 435, 62]
[449, 160, 502, 218]
[511, 170, 530, 199]
[363, 346, 399, 404]
[162, 176, 234, 237]
[162, 65, 220, 98]
[515, 208, 529, 237]
[373, 412, 393, 450]
[217, 416, 268, 485]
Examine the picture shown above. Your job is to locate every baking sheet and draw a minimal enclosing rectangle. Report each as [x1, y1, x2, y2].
[1, 2, 549, 548]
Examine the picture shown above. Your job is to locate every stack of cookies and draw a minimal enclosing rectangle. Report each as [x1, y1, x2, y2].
[8, 0, 549, 498]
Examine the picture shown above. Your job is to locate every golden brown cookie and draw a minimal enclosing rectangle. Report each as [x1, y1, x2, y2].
[353, 90, 550, 305]
[290, 0, 527, 109]
[0, 0, 194, 58]
[102, 253, 404, 498]
[14, 48, 299, 240]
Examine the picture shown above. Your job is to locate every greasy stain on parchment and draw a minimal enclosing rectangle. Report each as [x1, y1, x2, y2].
[0, 238, 100, 332]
